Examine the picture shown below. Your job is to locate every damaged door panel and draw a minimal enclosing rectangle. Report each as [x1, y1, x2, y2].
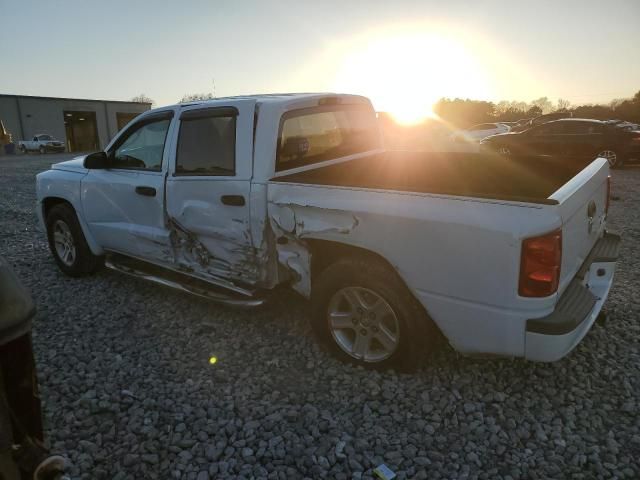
[164, 99, 267, 289]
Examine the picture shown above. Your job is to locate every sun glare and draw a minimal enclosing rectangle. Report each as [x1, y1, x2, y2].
[332, 28, 492, 124]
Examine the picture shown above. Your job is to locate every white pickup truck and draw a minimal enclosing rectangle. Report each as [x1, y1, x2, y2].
[35, 93, 620, 369]
[20, 134, 65, 154]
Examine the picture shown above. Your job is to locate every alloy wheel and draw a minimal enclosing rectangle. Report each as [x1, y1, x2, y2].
[53, 220, 76, 266]
[597, 150, 617, 167]
[327, 286, 400, 362]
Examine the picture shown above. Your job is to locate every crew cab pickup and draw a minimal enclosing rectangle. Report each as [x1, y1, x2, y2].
[20, 134, 65, 154]
[35, 93, 620, 369]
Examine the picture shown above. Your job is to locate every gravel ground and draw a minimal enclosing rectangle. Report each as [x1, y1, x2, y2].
[1, 153, 639, 480]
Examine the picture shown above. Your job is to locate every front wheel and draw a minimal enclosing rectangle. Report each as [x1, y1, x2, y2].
[39, 146, 46, 154]
[46, 203, 103, 276]
[311, 256, 439, 370]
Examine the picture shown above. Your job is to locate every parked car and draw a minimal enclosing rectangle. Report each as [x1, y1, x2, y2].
[510, 113, 573, 133]
[451, 122, 510, 142]
[36, 93, 619, 369]
[605, 119, 640, 132]
[481, 118, 640, 167]
[19, 134, 65, 154]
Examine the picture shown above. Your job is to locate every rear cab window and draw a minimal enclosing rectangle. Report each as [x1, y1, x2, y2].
[276, 104, 380, 171]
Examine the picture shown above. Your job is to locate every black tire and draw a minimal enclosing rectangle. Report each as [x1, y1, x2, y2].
[20, 145, 27, 154]
[311, 256, 439, 371]
[45, 203, 104, 276]
[39, 146, 46, 154]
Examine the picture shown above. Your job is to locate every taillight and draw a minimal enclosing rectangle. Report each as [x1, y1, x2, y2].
[519, 230, 562, 297]
[605, 175, 611, 214]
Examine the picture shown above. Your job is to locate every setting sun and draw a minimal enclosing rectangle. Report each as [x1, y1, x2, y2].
[332, 27, 493, 124]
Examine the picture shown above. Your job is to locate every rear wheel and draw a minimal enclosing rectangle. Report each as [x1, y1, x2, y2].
[20, 145, 27, 154]
[596, 149, 621, 168]
[46, 203, 103, 276]
[39, 146, 46, 154]
[311, 256, 439, 371]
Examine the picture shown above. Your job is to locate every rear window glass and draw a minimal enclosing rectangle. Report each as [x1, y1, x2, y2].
[276, 105, 380, 171]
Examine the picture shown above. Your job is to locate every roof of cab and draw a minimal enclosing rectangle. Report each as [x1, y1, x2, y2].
[176, 92, 370, 108]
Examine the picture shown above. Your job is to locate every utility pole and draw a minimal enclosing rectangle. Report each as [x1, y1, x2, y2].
[212, 78, 216, 98]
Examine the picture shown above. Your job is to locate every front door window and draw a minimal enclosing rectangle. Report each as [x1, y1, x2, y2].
[111, 117, 171, 171]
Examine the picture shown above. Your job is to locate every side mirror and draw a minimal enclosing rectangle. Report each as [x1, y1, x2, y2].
[84, 151, 109, 169]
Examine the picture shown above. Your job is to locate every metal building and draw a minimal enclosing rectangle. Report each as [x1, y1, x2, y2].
[0, 94, 151, 153]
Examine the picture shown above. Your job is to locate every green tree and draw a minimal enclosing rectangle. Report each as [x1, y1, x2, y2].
[180, 93, 215, 103]
[131, 94, 154, 105]
[433, 98, 496, 128]
[556, 98, 571, 111]
[530, 97, 554, 114]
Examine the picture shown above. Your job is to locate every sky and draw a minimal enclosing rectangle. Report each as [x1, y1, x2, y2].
[1, 0, 639, 120]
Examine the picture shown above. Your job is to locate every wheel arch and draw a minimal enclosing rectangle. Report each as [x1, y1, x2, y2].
[307, 238, 398, 281]
[41, 196, 103, 256]
[305, 238, 437, 326]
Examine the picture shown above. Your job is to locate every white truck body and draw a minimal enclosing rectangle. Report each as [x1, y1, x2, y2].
[35, 93, 619, 364]
[19, 134, 65, 153]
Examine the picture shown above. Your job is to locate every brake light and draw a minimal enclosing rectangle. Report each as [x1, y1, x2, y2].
[605, 175, 611, 214]
[519, 230, 562, 297]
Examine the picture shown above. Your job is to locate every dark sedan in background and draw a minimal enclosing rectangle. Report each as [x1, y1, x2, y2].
[481, 118, 640, 168]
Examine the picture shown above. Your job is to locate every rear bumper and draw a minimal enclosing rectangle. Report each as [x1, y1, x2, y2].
[524, 232, 620, 362]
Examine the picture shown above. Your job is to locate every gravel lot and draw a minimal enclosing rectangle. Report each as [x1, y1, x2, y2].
[1, 153, 639, 480]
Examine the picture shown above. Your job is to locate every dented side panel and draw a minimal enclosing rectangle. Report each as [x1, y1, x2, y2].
[267, 181, 565, 357]
[163, 98, 271, 289]
[165, 179, 269, 287]
[267, 181, 558, 307]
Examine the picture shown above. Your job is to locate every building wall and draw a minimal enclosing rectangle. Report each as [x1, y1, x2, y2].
[0, 97, 22, 142]
[0, 95, 150, 151]
[105, 102, 148, 140]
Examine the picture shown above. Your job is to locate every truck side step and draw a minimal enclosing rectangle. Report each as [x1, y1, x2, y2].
[104, 255, 265, 307]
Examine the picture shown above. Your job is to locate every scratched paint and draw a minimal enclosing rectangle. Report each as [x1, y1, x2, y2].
[166, 215, 268, 293]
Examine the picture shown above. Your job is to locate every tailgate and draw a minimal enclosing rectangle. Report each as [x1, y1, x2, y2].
[549, 158, 610, 295]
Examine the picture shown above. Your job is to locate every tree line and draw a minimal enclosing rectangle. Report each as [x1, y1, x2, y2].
[433, 90, 640, 128]
[131, 89, 640, 129]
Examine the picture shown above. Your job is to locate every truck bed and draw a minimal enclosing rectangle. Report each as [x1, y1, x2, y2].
[273, 151, 592, 204]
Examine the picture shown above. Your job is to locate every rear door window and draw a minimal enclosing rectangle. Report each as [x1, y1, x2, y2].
[563, 122, 600, 135]
[276, 104, 380, 171]
[532, 122, 565, 136]
[176, 108, 236, 176]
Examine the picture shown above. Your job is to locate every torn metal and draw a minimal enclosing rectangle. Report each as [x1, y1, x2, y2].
[269, 203, 360, 296]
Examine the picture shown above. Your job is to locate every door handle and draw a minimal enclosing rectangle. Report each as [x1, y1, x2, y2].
[135, 186, 156, 197]
[220, 195, 245, 206]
